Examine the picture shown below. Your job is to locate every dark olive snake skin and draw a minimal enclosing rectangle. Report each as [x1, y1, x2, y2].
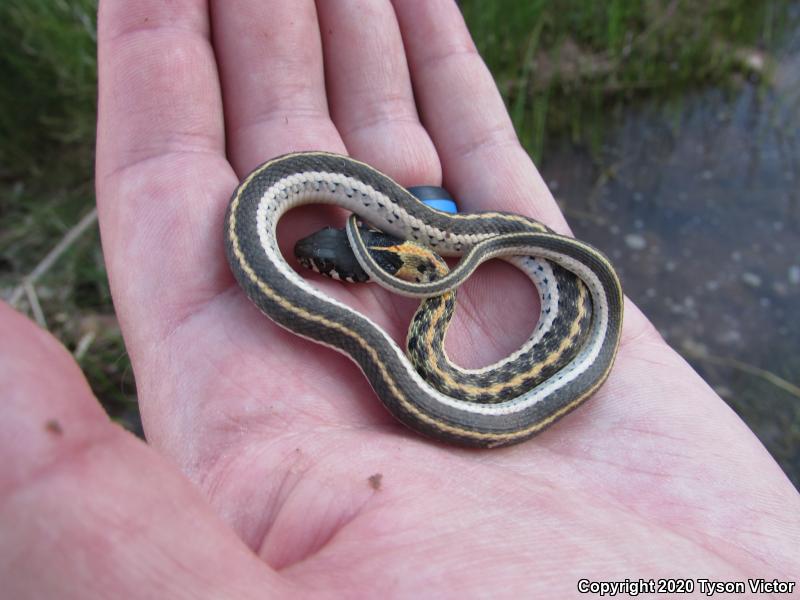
[295, 225, 592, 403]
[225, 151, 623, 447]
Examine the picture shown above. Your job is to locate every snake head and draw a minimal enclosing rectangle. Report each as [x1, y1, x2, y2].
[294, 226, 370, 282]
[294, 225, 447, 284]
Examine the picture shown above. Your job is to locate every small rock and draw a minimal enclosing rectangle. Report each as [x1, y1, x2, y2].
[789, 265, 800, 285]
[624, 233, 647, 250]
[741, 272, 762, 288]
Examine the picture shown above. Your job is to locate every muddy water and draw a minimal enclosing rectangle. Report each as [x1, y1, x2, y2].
[540, 32, 800, 487]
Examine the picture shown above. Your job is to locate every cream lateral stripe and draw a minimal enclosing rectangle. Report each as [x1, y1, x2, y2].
[453, 256, 561, 376]
[429, 282, 589, 394]
[347, 214, 494, 297]
[347, 214, 557, 298]
[238, 157, 620, 426]
[280, 215, 614, 414]
[231, 201, 606, 442]
[225, 151, 624, 447]
[243, 158, 618, 416]
[404, 254, 562, 377]
[253, 174, 611, 415]
[231, 195, 521, 441]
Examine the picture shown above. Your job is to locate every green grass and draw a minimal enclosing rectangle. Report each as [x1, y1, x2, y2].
[0, 0, 98, 275]
[0, 0, 96, 179]
[0, 0, 790, 433]
[0, 0, 138, 428]
[461, 0, 786, 159]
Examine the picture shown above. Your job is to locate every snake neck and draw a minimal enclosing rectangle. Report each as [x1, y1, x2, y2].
[294, 225, 448, 284]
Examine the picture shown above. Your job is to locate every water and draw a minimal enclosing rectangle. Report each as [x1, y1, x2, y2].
[540, 30, 800, 488]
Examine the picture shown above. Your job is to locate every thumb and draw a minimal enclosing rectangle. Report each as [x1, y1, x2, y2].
[0, 302, 288, 598]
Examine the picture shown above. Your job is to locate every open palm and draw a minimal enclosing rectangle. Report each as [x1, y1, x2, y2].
[3, 1, 797, 597]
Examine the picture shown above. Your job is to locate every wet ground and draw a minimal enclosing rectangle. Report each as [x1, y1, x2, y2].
[540, 28, 800, 488]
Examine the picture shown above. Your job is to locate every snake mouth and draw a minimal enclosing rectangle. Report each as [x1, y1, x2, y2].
[294, 227, 369, 282]
[296, 255, 315, 271]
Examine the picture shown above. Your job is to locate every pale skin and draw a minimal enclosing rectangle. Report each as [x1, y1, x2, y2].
[2, 1, 798, 597]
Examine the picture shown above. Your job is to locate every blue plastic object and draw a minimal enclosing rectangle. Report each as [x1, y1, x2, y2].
[407, 185, 458, 214]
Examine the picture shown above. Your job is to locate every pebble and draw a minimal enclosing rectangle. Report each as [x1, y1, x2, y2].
[624, 233, 647, 250]
[789, 265, 800, 285]
[741, 272, 761, 288]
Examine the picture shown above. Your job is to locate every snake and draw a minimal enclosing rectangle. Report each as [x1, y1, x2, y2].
[294, 223, 592, 404]
[225, 151, 624, 448]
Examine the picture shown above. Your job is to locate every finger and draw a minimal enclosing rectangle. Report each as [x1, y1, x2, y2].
[210, 0, 349, 274]
[96, 1, 224, 179]
[393, 0, 569, 232]
[95, 0, 237, 348]
[211, 0, 344, 176]
[388, 1, 568, 370]
[0, 303, 285, 597]
[316, 0, 439, 185]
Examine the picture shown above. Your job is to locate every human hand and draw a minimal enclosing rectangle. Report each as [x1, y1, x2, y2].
[3, 1, 797, 597]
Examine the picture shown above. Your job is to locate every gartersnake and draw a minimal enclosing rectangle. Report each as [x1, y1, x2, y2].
[225, 151, 623, 447]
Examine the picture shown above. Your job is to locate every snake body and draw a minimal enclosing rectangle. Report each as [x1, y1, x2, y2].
[225, 151, 623, 447]
[294, 224, 592, 403]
